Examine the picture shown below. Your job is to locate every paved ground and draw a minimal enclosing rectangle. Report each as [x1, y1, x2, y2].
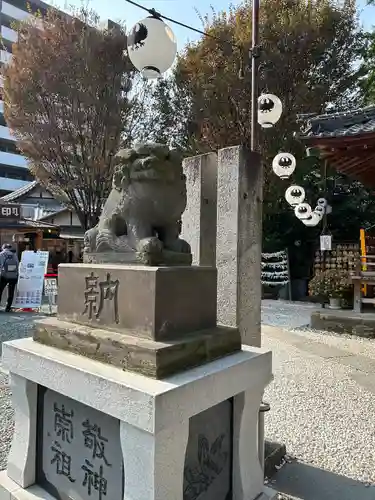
[262, 300, 375, 500]
[0, 301, 375, 500]
[261, 299, 320, 330]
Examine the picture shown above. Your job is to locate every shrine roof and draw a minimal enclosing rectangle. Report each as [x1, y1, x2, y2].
[296, 106, 375, 189]
[296, 106, 375, 140]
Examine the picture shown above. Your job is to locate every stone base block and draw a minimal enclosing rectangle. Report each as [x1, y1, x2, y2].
[83, 250, 193, 267]
[0, 474, 279, 500]
[0, 473, 55, 500]
[257, 487, 279, 500]
[58, 264, 217, 340]
[264, 441, 287, 479]
[311, 309, 375, 337]
[1, 338, 273, 500]
[33, 316, 241, 379]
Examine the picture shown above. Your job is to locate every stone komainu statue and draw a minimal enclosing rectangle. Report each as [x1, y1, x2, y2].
[84, 142, 191, 265]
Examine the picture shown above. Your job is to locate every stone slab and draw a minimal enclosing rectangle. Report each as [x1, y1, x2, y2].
[0, 471, 279, 500]
[0, 471, 56, 499]
[33, 317, 241, 379]
[272, 460, 375, 500]
[184, 399, 232, 500]
[58, 264, 217, 340]
[84, 250, 192, 266]
[2, 338, 272, 433]
[36, 387, 123, 499]
[264, 440, 287, 479]
[311, 309, 375, 337]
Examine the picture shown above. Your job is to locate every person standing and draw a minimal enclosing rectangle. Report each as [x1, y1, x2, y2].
[0, 244, 19, 312]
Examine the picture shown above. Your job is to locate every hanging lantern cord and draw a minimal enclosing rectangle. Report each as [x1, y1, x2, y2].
[124, 0, 259, 63]
[125, 0, 264, 152]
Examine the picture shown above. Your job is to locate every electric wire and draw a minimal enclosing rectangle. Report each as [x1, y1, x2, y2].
[123, 0, 243, 51]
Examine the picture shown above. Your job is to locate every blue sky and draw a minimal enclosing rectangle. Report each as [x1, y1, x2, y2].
[54, 0, 375, 49]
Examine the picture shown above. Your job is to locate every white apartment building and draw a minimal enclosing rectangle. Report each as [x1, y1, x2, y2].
[0, 0, 55, 196]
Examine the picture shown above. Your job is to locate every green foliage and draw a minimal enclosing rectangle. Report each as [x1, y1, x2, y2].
[143, 0, 369, 266]
[359, 30, 375, 104]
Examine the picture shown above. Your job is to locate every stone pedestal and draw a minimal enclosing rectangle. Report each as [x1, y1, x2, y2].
[0, 263, 276, 500]
[0, 339, 276, 500]
[36, 264, 241, 379]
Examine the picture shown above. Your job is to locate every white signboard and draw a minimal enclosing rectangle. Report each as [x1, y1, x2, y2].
[44, 277, 58, 312]
[320, 235, 332, 252]
[44, 278, 58, 297]
[14, 250, 49, 309]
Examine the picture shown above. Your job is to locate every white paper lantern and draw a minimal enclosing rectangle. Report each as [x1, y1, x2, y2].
[314, 205, 325, 218]
[258, 93, 283, 128]
[127, 17, 177, 79]
[303, 213, 321, 226]
[272, 153, 296, 179]
[285, 185, 305, 206]
[295, 203, 312, 220]
[317, 198, 328, 208]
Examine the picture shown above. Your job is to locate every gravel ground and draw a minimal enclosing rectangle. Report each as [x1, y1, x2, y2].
[0, 310, 44, 471]
[0, 370, 12, 471]
[0, 313, 37, 355]
[263, 298, 375, 360]
[262, 299, 375, 499]
[263, 333, 375, 485]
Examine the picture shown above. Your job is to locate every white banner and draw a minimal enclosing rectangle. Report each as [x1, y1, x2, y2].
[14, 250, 49, 309]
[44, 277, 58, 296]
[320, 235, 332, 251]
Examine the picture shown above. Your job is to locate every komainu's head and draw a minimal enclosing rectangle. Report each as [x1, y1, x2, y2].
[112, 142, 185, 191]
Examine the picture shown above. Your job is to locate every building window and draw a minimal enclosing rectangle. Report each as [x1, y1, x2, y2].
[0, 141, 20, 153]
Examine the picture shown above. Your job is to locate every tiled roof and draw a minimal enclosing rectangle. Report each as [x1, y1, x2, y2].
[1, 181, 39, 202]
[39, 207, 69, 220]
[0, 218, 59, 230]
[19, 219, 60, 229]
[296, 105, 375, 140]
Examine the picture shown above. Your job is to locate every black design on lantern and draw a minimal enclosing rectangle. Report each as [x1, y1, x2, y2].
[128, 23, 148, 50]
[259, 97, 275, 113]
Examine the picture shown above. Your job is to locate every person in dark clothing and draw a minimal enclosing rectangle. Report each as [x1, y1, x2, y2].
[0, 244, 19, 312]
[51, 250, 62, 274]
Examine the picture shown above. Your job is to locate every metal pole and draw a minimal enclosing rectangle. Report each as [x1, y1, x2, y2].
[250, 0, 260, 152]
[322, 159, 328, 233]
[258, 401, 270, 471]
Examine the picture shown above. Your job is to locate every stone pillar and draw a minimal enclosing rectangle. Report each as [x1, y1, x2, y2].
[216, 146, 263, 347]
[6, 374, 37, 488]
[181, 153, 218, 266]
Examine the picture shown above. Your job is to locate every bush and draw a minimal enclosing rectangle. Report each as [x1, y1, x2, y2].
[309, 269, 352, 300]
